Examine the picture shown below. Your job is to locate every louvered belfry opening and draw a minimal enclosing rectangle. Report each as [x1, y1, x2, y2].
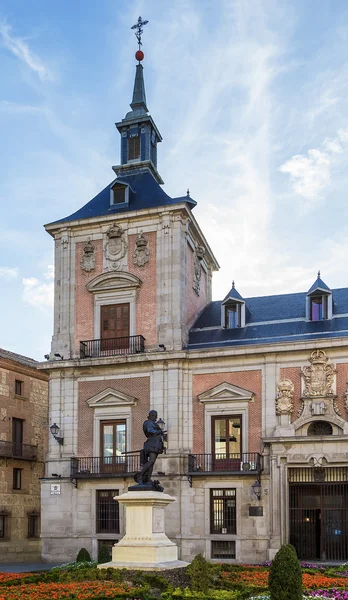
[289, 467, 348, 561]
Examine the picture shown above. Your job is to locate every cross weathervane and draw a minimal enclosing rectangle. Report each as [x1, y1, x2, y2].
[131, 16, 148, 49]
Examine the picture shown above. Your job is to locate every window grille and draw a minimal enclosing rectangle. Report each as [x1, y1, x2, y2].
[211, 540, 236, 559]
[210, 489, 236, 534]
[96, 490, 120, 534]
[308, 421, 333, 436]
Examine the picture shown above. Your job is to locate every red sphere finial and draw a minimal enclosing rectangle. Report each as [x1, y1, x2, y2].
[135, 50, 144, 62]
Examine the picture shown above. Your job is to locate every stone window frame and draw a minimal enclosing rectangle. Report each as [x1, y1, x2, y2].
[87, 388, 137, 460]
[27, 510, 40, 538]
[87, 272, 142, 342]
[203, 480, 243, 561]
[198, 383, 255, 456]
[90, 483, 126, 559]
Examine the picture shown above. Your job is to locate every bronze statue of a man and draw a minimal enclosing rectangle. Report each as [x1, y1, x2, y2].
[134, 410, 166, 489]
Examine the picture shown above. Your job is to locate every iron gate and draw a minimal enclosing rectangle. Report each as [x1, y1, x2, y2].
[289, 482, 348, 561]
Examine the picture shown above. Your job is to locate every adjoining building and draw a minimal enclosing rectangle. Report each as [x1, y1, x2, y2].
[39, 43, 348, 564]
[0, 348, 48, 562]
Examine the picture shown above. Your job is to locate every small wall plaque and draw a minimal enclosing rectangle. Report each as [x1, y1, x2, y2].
[249, 506, 263, 517]
[50, 483, 61, 495]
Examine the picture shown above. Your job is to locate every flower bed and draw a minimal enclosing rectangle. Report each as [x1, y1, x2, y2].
[0, 581, 139, 600]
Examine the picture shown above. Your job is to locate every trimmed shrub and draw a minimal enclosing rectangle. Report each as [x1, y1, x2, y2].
[187, 554, 220, 593]
[268, 544, 302, 600]
[98, 544, 111, 564]
[76, 547, 92, 563]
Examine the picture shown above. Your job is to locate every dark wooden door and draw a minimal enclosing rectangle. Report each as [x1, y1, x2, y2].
[212, 416, 242, 471]
[100, 420, 126, 473]
[12, 418, 23, 457]
[100, 304, 130, 351]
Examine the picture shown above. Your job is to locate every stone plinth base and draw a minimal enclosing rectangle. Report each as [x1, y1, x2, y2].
[98, 490, 188, 571]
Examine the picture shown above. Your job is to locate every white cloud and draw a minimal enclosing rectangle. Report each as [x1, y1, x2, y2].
[22, 266, 54, 312]
[0, 100, 43, 114]
[0, 21, 54, 81]
[279, 127, 348, 212]
[0, 267, 18, 280]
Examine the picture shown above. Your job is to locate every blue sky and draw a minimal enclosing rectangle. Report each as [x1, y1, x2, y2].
[1, 0, 348, 360]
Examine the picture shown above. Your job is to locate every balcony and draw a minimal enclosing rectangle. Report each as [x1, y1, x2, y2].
[187, 453, 262, 475]
[80, 335, 145, 359]
[0, 440, 38, 461]
[71, 455, 141, 479]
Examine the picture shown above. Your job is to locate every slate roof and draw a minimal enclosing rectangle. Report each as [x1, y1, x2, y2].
[48, 171, 197, 226]
[188, 287, 348, 350]
[222, 284, 244, 304]
[0, 347, 38, 367]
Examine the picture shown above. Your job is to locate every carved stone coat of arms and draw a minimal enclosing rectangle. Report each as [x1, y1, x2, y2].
[104, 224, 128, 271]
[133, 232, 149, 267]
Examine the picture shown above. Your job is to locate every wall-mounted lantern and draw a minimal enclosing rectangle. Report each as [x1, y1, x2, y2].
[49, 423, 64, 445]
[251, 479, 261, 501]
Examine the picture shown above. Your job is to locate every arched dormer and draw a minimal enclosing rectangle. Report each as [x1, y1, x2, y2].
[221, 281, 245, 328]
[306, 271, 332, 321]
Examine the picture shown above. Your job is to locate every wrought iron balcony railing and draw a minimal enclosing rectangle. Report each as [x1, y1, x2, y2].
[80, 335, 145, 359]
[187, 453, 262, 474]
[71, 455, 141, 478]
[0, 440, 38, 461]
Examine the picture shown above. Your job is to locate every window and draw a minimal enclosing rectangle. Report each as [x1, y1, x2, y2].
[96, 490, 120, 533]
[27, 511, 39, 538]
[308, 421, 333, 436]
[98, 539, 118, 558]
[0, 511, 9, 539]
[111, 183, 128, 206]
[100, 421, 126, 470]
[128, 136, 140, 160]
[225, 304, 241, 328]
[310, 295, 328, 321]
[13, 468, 22, 490]
[210, 489, 236, 534]
[211, 540, 236, 559]
[212, 416, 242, 470]
[12, 418, 23, 457]
[15, 380, 23, 396]
[100, 304, 130, 352]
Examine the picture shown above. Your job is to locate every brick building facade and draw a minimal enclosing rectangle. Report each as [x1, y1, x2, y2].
[0, 349, 48, 562]
[40, 51, 348, 564]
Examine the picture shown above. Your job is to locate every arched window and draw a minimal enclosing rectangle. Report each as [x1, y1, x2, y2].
[308, 421, 333, 436]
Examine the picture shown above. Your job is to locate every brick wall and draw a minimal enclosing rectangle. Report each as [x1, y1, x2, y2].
[192, 370, 262, 454]
[74, 239, 103, 351]
[186, 244, 207, 329]
[0, 358, 48, 562]
[336, 362, 348, 417]
[77, 377, 150, 456]
[128, 232, 157, 346]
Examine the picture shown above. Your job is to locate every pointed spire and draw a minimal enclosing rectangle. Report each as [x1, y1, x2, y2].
[232, 280, 235, 289]
[317, 269, 321, 279]
[187, 188, 190, 197]
[130, 64, 148, 113]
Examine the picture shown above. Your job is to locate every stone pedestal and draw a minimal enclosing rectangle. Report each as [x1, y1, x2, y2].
[98, 490, 188, 571]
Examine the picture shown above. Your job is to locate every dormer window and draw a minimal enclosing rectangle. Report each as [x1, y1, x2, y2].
[306, 272, 332, 322]
[221, 281, 245, 329]
[128, 136, 140, 161]
[110, 183, 129, 208]
[225, 304, 241, 328]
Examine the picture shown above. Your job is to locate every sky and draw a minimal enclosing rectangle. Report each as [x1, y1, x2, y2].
[1, 0, 348, 361]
